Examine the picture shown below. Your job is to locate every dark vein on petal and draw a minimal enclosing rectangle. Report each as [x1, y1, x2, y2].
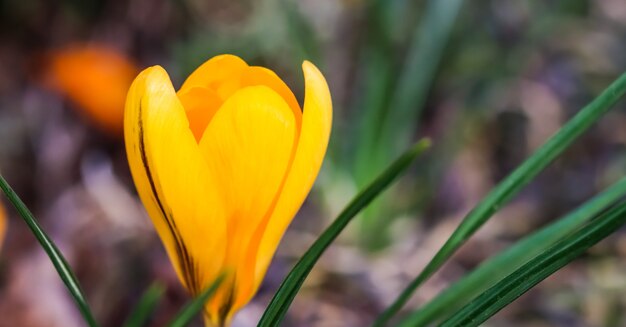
[218, 280, 236, 325]
[137, 95, 199, 294]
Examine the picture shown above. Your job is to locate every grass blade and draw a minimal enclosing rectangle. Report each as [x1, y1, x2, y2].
[355, 0, 464, 247]
[168, 275, 225, 327]
[0, 175, 99, 327]
[375, 0, 464, 159]
[280, 0, 320, 64]
[357, 0, 464, 175]
[122, 282, 166, 327]
[398, 176, 626, 327]
[257, 139, 431, 327]
[373, 71, 626, 326]
[439, 200, 626, 327]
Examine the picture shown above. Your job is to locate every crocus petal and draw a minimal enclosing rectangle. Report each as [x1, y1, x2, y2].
[252, 61, 332, 294]
[179, 54, 248, 93]
[198, 85, 297, 322]
[124, 66, 227, 295]
[177, 86, 223, 142]
[179, 59, 302, 141]
[239, 66, 303, 128]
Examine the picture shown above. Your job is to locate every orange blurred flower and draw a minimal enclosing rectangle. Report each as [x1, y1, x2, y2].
[46, 45, 138, 135]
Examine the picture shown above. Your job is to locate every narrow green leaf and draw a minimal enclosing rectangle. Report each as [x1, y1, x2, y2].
[355, 0, 464, 247]
[122, 282, 166, 327]
[357, 0, 464, 177]
[280, 0, 320, 64]
[258, 139, 432, 327]
[375, 0, 464, 159]
[440, 200, 626, 327]
[168, 274, 225, 327]
[373, 71, 626, 327]
[354, 0, 400, 186]
[398, 176, 626, 327]
[0, 175, 99, 327]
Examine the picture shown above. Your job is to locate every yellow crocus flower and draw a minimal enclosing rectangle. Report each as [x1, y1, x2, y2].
[124, 54, 332, 326]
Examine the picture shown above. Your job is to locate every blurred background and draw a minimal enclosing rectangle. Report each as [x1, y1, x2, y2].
[1, 0, 626, 326]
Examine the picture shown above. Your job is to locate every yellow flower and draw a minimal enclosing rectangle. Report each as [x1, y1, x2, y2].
[124, 54, 332, 325]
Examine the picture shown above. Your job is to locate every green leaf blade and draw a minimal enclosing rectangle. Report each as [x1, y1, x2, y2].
[354, 0, 464, 247]
[258, 139, 431, 327]
[123, 282, 166, 327]
[440, 201, 626, 327]
[168, 274, 225, 327]
[0, 175, 99, 327]
[373, 71, 626, 326]
[376, 0, 464, 157]
[398, 176, 626, 326]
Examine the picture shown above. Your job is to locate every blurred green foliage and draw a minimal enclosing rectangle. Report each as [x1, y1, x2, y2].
[1, 0, 626, 326]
